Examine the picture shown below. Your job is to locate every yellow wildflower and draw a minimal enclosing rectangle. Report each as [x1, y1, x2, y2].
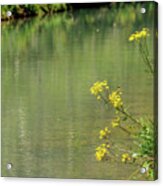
[96, 146, 101, 151]
[121, 153, 131, 163]
[129, 34, 135, 41]
[99, 130, 106, 139]
[95, 151, 103, 161]
[101, 143, 106, 147]
[104, 127, 108, 132]
[97, 95, 101, 100]
[95, 144, 109, 161]
[139, 30, 147, 38]
[109, 90, 123, 109]
[128, 28, 149, 42]
[90, 80, 109, 98]
[99, 127, 111, 139]
[111, 116, 120, 128]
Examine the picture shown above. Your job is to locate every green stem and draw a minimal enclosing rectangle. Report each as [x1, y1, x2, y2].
[144, 38, 149, 57]
[139, 42, 154, 74]
[119, 125, 131, 135]
[117, 107, 142, 126]
[142, 51, 153, 74]
[99, 93, 109, 105]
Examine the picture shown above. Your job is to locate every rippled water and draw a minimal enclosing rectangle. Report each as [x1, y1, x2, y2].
[2, 6, 154, 179]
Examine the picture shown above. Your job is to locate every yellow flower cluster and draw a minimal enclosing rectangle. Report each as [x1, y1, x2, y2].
[95, 144, 110, 161]
[99, 127, 111, 139]
[121, 153, 131, 163]
[111, 116, 120, 128]
[90, 80, 109, 100]
[109, 90, 123, 109]
[128, 28, 149, 42]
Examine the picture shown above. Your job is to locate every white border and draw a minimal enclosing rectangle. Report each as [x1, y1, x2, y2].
[1, 0, 162, 186]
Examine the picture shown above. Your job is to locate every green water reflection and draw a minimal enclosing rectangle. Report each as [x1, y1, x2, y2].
[2, 6, 154, 179]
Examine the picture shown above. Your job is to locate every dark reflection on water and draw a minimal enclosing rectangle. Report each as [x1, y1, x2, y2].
[2, 6, 154, 179]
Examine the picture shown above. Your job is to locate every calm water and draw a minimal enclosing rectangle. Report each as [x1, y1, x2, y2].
[2, 7, 154, 179]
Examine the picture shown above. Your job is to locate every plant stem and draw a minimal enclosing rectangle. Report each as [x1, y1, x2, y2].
[99, 93, 110, 105]
[117, 107, 142, 126]
[144, 38, 150, 57]
[119, 125, 131, 135]
[139, 42, 154, 74]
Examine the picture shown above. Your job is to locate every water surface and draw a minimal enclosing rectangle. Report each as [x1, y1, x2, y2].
[2, 7, 154, 179]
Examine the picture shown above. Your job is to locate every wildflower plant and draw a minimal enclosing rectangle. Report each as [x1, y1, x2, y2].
[95, 143, 110, 161]
[109, 90, 123, 109]
[128, 28, 149, 42]
[128, 28, 154, 74]
[90, 80, 109, 100]
[90, 80, 155, 180]
[99, 127, 111, 139]
[121, 153, 131, 163]
[111, 116, 120, 128]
